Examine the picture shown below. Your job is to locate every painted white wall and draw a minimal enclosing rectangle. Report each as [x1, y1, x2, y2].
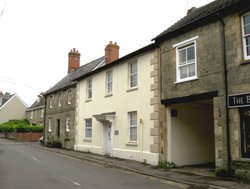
[169, 102, 215, 166]
[0, 94, 27, 123]
[75, 50, 159, 165]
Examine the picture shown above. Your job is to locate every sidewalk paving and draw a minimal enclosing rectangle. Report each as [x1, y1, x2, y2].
[31, 142, 250, 189]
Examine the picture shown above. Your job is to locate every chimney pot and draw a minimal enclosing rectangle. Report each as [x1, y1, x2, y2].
[68, 48, 81, 73]
[105, 41, 119, 64]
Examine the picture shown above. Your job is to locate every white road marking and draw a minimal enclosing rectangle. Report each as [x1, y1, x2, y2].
[73, 182, 81, 186]
[62, 175, 81, 186]
[32, 156, 39, 162]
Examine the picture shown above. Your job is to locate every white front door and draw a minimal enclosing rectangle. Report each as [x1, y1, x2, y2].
[105, 125, 112, 155]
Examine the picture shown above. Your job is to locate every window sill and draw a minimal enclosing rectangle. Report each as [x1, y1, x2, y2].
[126, 142, 138, 146]
[240, 59, 250, 65]
[105, 94, 113, 98]
[127, 87, 138, 92]
[85, 99, 92, 103]
[175, 77, 198, 84]
[84, 138, 92, 142]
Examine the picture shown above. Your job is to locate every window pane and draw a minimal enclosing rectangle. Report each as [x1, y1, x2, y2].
[244, 15, 250, 25]
[130, 74, 137, 88]
[188, 63, 195, 77]
[130, 63, 137, 74]
[179, 49, 186, 64]
[130, 127, 137, 141]
[180, 66, 188, 79]
[244, 25, 250, 35]
[187, 46, 195, 61]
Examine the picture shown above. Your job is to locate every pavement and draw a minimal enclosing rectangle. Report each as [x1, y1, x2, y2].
[30, 142, 250, 189]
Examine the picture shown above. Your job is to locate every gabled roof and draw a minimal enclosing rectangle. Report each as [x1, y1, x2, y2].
[0, 93, 14, 107]
[154, 0, 249, 42]
[27, 96, 45, 110]
[44, 56, 105, 96]
[0, 93, 28, 110]
[74, 43, 156, 81]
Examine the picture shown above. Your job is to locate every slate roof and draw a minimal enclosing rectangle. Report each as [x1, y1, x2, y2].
[0, 93, 14, 107]
[27, 96, 45, 110]
[154, 0, 249, 41]
[44, 56, 105, 95]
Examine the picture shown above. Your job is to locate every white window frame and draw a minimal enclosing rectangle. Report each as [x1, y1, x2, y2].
[106, 70, 113, 95]
[128, 111, 137, 142]
[128, 60, 138, 89]
[86, 78, 92, 100]
[58, 93, 62, 107]
[49, 96, 53, 108]
[66, 117, 70, 132]
[242, 12, 250, 60]
[85, 118, 92, 139]
[41, 109, 44, 118]
[174, 36, 198, 83]
[48, 119, 52, 132]
[30, 111, 33, 119]
[67, 90, 72, 104]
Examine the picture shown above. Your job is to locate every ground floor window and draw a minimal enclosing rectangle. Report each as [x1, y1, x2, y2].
[128, 111, 137, 142]
[85, 118, 92, 139]
[240, 108, 250, 158]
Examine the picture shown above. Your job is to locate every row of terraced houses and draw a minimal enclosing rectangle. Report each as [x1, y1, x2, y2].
[32, 0, 250, 179]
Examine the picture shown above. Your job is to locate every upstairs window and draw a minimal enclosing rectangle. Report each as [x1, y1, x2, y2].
[106, 70, 113, 95]
[41, 109, 44, 118]
[58, 93, 62, 107]
[242, 12, 250, 60]
[49, 96, 53, 108]
[129, 60, 138, 88]
[86, 79, 92, 100]
[67, 90, 72, 104]
[174, 36, 198, 83]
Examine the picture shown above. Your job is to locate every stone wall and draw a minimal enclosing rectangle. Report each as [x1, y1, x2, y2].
[0, 132, 42, 142]
[45, 87, 76, 149]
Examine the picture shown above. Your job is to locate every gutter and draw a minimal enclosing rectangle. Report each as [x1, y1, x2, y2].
[217, 12, 232, 176]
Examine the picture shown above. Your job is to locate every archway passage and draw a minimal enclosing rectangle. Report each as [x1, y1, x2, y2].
[168, 100, 215, 166]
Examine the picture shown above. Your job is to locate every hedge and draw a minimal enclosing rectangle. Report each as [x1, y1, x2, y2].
[0, 119, 43, 133]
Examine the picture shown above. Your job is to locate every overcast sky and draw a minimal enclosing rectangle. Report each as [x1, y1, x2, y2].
[0, 0, 214, 106]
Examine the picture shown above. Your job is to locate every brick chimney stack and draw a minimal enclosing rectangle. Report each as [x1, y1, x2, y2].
[68, 48, 80, 73]
[105, 41, 119, 64]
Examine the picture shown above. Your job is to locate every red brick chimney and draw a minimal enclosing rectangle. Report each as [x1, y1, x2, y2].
[105, 41, 119, 64]
[68, 48, 80, 73]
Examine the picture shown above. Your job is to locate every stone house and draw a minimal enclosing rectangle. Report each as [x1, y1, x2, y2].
[26, 94, 45, 125]
[153, 0, 250, 178]
[73, 43, 162, 165]
[43, 49, 104, 149]
[0, 91, 27, 124]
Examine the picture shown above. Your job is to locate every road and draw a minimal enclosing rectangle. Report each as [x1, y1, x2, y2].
[0, 138, 186, 189]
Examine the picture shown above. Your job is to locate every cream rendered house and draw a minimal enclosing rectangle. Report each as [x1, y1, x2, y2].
[74, 43, 162, 165]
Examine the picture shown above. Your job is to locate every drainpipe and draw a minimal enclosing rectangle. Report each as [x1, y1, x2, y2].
[217, 12, 232, 176]
[43, 96, 47, 145]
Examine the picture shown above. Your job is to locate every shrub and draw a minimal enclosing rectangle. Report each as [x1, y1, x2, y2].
[158, 161, 177, 169]
[0, 119, 43, 133]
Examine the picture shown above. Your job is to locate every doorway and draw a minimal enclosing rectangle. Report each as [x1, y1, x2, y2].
[240, 108, 250, 158]
[57, 119, 60, 138]
[104, 124, 112, 155]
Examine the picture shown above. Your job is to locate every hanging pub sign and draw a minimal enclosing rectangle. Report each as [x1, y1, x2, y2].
[228, 92, 250, 108]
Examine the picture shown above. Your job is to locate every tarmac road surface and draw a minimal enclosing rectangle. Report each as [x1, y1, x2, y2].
[0, 138, 188, 189]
